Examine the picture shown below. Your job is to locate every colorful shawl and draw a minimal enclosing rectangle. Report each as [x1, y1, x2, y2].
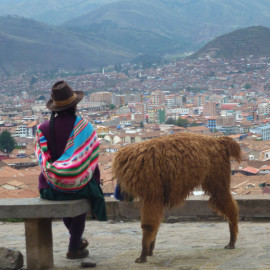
[35, 116, 99, 193]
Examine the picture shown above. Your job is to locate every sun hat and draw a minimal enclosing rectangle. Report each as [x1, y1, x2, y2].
[46, 80, 84, 112]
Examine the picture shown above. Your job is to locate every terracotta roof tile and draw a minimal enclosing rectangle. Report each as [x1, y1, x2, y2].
[186, 126, 210, 132]
[260, 166, 270, 171]
[6, 180, 24, 187]
[26, 121, 37, 128]
[241, 166, 260, 174]
[0, 166, 24, 178]
[17, 189, 39, 198]
[1, 189, 37, 199]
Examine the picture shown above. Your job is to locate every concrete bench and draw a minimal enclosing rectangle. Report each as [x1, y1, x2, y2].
[0, 197, 91, 270]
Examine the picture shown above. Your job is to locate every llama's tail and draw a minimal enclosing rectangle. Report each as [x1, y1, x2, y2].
[219, 137, 242, 163]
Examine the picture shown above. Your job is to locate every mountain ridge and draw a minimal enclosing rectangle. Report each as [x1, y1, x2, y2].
[2, 1, 270, 74]
[0, 16, 133, 76]
[63, 0, 270, 48]
[0, 0, 119, 25]
[190, 26, 270, 59]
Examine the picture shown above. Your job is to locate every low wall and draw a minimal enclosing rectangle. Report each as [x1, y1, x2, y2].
[105, 194, 270, 221]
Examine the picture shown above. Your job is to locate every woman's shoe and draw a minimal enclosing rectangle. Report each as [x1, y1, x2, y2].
[66, 248, 89, 259]
[80, 237, 89, 251]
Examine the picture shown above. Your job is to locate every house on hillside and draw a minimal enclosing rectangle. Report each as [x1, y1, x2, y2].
[259, 165, 270, 175]
[103, 134, 122, 145]
[250, 125, 270, 141]
[104, 144, 121, 153]
[186, 125, 210, 134]
[1, 157, 37, 169]
[26, 121, 37, 137]
[258, 175, 270, 191]
[240, 166, 259, 176]
[15, 137, 34, 147]
[172, 126, 186, 133]
[259, 149, 270, 161]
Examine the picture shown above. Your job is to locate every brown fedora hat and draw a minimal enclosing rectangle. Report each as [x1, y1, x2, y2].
[46, 80, 84, 112]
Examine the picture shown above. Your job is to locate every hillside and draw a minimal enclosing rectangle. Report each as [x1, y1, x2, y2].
[2, 1, 270, 74]
[190, 26, 270, 59]
[0, 16, 133, 75]
[0, 0, 119, 25]
[63, 0, 270, 53]
[2, 1, 270, 55]
[63, 0, 191, 54]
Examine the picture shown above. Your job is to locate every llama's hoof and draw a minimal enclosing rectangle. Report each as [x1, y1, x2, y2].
[224, 243, 235, 249]
[148, 251, 153, 256]
[135, 257, 147, 263]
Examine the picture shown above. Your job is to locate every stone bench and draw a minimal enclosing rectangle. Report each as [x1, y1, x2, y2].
[0, 197, 91, 270]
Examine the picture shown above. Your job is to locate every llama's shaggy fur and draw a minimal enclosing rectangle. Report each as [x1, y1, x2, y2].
[112, 132, 241, 263]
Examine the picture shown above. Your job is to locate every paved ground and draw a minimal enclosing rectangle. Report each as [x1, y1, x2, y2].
[0, 220, 270, 269]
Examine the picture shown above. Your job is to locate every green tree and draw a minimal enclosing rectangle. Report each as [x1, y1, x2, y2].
[190, 121, 200, 127]
[176, 117, 188, 128]
[165, 118, 176, 124]
[244, 83, 251, 89]
[30, 76, 37, 86]
[0, 130, 16, 153]
[37, 95, 46, 100]
[114, 63, 122, 72]
[109, 104, 115, 110]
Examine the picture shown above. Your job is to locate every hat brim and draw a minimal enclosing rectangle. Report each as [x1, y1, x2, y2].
[46, 91, 84, 112]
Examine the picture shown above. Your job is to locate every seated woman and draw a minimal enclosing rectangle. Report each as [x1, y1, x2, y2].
[35, 80, 107, 261]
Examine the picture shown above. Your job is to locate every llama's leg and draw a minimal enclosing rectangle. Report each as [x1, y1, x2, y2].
[208, 192, 239, 249]
[148, 238, 156, 256]
[135, 200, 164, 263]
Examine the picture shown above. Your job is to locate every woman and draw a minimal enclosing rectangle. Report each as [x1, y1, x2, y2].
[35, 80, 107, 260]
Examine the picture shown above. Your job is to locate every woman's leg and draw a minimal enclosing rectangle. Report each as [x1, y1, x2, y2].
[63, 217, 72, 230]
[66, 213, 87, 252]
[40, 188, 88, 254]
[39, 180, 107, 253]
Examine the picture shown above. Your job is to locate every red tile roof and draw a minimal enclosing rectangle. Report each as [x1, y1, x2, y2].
[220, 103, 238, 110]
[241, 166, 259, 174]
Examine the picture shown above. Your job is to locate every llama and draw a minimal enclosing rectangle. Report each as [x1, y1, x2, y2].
[112, 132, 241, 263]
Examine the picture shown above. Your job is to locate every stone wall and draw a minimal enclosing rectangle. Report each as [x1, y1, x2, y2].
[105, 194, 270, 221]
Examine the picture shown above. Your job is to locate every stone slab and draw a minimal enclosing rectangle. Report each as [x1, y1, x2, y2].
[0, 198, 91, 219]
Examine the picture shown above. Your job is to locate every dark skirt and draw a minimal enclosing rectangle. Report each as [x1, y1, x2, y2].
[40, 178, 107, 221]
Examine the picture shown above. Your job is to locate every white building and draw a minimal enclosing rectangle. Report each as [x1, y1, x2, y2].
[258, 103, 270, 115]
[250, 125, 270, 141]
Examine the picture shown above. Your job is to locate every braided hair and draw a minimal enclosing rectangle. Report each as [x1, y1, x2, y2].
[49, 106, 77, 162]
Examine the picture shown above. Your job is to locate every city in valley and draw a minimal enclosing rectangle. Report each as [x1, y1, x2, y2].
[0, 55, 270, 199]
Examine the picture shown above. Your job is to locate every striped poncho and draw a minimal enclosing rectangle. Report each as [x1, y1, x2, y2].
[35, 116, 99, 192]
